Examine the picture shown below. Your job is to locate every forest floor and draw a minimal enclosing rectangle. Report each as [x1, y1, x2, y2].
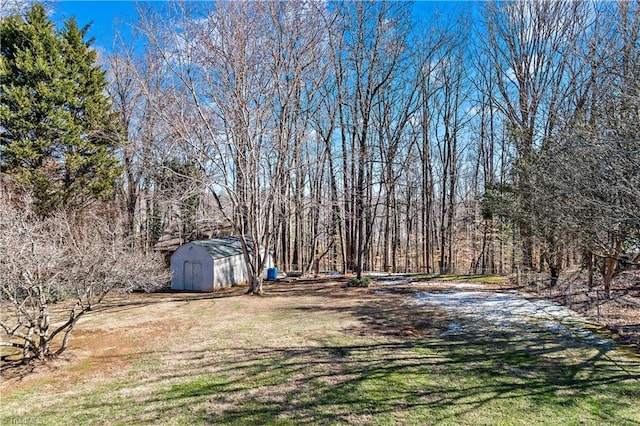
[1, 275, 639, 425]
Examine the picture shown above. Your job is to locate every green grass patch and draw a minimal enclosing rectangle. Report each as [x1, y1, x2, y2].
[165, 374, 230, 399]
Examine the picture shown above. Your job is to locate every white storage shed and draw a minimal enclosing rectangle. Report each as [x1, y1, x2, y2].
[170, 237, 273, 292]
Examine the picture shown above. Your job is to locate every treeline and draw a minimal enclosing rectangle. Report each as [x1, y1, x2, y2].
[2, 1, 639, 297]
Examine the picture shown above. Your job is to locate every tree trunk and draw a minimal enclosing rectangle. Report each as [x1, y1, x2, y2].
[247, 275, 264, 296]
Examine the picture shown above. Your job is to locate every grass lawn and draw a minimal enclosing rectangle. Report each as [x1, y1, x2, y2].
[1, 277, 639, 425]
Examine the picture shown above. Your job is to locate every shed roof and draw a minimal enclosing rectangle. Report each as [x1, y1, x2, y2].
[191, 237, 253, 260]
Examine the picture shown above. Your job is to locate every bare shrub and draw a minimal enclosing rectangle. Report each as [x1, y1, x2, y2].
[0, 202, 169, 363]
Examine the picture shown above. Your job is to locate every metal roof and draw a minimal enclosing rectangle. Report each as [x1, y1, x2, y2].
[190, 237, 254, 260]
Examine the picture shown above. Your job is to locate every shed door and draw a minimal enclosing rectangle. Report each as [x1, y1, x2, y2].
[183, 261, 202, 291]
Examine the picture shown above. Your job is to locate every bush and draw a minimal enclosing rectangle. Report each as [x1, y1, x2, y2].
[0, 203, 169, 362]
[347, 277, 372, 288]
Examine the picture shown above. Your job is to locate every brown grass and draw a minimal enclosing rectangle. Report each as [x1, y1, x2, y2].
[0, 278, 384, 396]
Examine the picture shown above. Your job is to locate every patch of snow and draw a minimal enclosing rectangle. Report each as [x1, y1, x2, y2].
[434, 282, 486, 289]
[414, 290, 612, 348]
[376, 280, 412, 286]
[366, 272, 393, 277]
[375, 280, 486, 289]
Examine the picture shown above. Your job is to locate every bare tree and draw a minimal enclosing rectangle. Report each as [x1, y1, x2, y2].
[264, 2, 327, 276]
[331, 1, 411, 280]
[107, 0, 636, 290]
[469, 52, 501, 275]
[311, 11, 347, 273]
[483, 0, 588, 272]
[0, 0, 42, 17]
[431, 29, 471, 275]
[0, 198, 167, 363]
[108, 43, 146, 242]
[136, 1, 328, 293]
[372, 48, 420, 273]
[109, 42, 203, 251]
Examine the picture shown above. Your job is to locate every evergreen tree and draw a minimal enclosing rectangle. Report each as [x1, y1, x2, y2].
[0, 3, 121, 215]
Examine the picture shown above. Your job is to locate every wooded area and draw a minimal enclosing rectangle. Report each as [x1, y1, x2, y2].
[106, 0, 638, 293]
[1, 0, 639, 360]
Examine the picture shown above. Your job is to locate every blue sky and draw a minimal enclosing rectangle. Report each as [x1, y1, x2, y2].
[50, 1, 474, 52]
[51, 1, 142, 50]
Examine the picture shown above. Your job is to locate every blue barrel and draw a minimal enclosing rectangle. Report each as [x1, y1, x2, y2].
[267, 267, 278, 280]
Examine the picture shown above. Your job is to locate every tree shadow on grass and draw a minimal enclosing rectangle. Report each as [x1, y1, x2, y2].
[45, 284, 640, 426]
[88, 277, 347, 318]
[6, 279, 640, 425]
[68, 338, 640, 425]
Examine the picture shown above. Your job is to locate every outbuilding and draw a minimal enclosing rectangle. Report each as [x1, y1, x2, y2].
[170, 237, 274, 291]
